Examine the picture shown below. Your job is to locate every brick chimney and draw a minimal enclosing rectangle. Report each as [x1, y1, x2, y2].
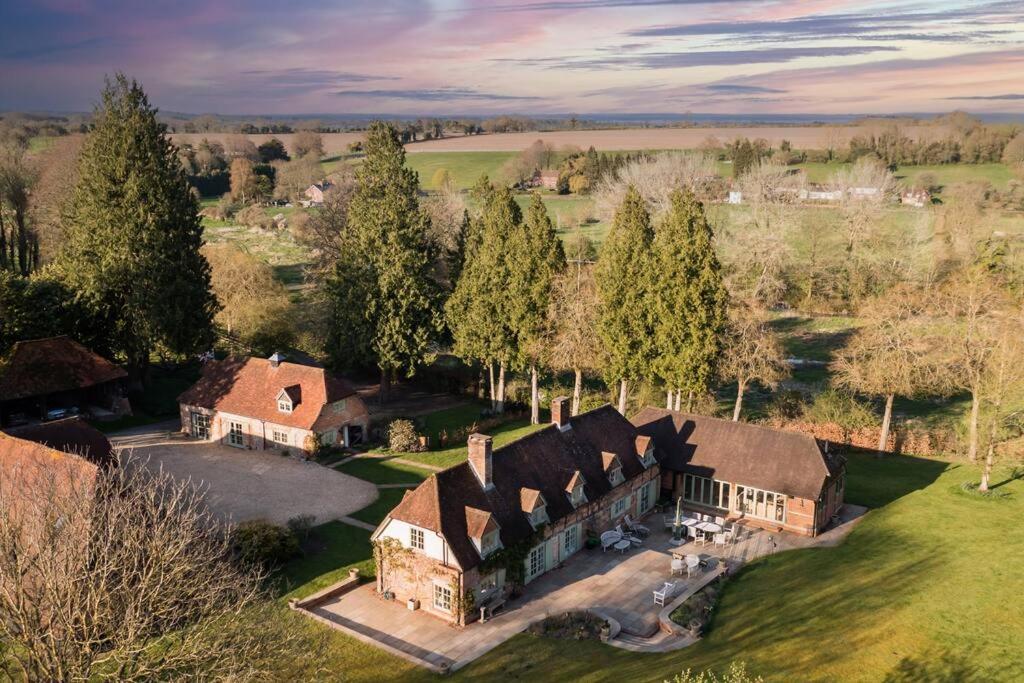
[467, 433, 493, 489]
[551, 396, 571, 431]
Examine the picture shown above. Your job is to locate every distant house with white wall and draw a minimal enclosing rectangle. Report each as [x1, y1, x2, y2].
[727, 190, 743, 204]
[304, 181, 333, 205]
[177, 353, 368, 454]
[900, 189, 931, 207]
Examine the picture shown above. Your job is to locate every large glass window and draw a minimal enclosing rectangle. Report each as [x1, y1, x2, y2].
[683, 474, 727, 509]
[639, 481, 652, 514]
[564, 525, 579, 555]
[526, 544, 546, 581]
[735, 485, 786, 523]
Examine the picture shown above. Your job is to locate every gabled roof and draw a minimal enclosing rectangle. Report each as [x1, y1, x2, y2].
[635, 435, 652, 458]
[565, 470, 586, 491]
[601, 452, 621, 472]
[178, 356, 359, 431]
[520, 487, 544, 512]
[631, 408, 838, 500]
[0, 337, 126, 401]
[4, 417, 114, 468]
[387, 405, 648, 571]
[465, 507, 499, 539]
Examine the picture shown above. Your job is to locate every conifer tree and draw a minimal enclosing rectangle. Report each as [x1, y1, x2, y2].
[58, 75, 216, 386]
[446, 186, 520, 411]
[652, 190, 728, 411]
[508, 193, 565, 423]
[326, 121, 441, 402]
[595, 186, 656, 414]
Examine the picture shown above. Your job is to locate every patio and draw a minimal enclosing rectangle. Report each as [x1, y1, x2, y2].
[300, 505, 866, 672]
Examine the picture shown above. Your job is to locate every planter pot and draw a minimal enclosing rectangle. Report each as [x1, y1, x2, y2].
[348, 568, 360, 580]
[382, 590, 395, 601]
[407, 598, 420, 611]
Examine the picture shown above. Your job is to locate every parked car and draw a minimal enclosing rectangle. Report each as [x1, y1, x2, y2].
[44, 406, 80, 422]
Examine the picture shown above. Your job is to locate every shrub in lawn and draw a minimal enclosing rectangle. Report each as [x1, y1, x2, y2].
[286, 514, 316, 540]
[527, 611, 606, 640]
[232, 520, 300, 568]
[387, 419, 424, 453]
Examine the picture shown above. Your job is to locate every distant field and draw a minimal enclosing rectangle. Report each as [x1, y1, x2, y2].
[172, 124, 952, 158]
[405, 151, 515, 189]
[400, 125, 951, 153]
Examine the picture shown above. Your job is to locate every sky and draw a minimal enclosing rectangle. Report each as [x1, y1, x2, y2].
[2, 0, 1023, 117]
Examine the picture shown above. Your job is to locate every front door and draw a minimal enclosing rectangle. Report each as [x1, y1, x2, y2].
[190, 412, 210, 440]
[227, 421, 244, 448]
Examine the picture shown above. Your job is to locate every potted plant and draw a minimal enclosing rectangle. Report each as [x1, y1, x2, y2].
[599, 620, 611, 642]
[382, 590, 395, 601]
[407, 597, 420, 611]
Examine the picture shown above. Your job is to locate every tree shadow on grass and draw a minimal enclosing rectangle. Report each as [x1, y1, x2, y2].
[844, 450, 950, 508]
[883, 652, 982, 683]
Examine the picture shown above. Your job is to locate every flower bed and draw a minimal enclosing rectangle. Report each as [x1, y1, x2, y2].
[669, 576, 725, 637]
[527, 611, 609, 641]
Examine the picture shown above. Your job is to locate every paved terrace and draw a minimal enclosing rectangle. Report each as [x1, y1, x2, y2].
[302, 505, 866, 673]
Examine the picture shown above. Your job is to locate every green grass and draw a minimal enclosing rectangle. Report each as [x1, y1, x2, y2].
[401, 418, 548, 469]
[334, 457, 432, 485]
[276, 521, 375, 600]
[348, 488, 411, 527]
[275, 453, 1024, 682]
[406, 151, 517, 190]
[452, 456, 1024, 682]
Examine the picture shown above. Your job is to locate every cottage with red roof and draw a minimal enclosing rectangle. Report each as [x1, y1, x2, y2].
[177, 353, 369, 454]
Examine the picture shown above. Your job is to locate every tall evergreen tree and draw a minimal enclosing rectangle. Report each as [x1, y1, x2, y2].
[58, 76, 216, 386]
[446, 186, 520, 411]
[595, 186, 656, 414]
[508, 193, 565, 423]
[652, 190, 729, 410]
[326, 121, 441, 403]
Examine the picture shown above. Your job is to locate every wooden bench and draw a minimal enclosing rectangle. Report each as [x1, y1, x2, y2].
[479, 596, 506, 622]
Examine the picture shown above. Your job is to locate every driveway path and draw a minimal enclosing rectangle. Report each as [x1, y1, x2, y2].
[112, 427, 378, 526]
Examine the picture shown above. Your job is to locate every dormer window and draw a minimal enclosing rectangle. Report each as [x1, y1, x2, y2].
[530, 504, 548, 528]
[521, 487, 548, 528]
[276, 386, 299, 414]
[480, 530, 501, 557]
[602, 452, 623, 487]
[635, 436, 655, 468]
[466, 506, 501, 558]
[565, 470, 587, 508]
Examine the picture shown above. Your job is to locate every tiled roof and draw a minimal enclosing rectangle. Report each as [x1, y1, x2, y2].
[519, 487, 543, 512]
[464, 507, 498, 539]
[0, 336, 126, 401]
[632, 408, 836, 500]
[387, 405, 650, 570]
[601, 452, 620, 472]
[177, 356, 360, 431]
[4, 417, 114, 468]
[0, 430, 99, 498]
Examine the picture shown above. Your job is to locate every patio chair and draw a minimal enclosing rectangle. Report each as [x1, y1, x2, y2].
[624, 514, 650, 537]
[663, 514, 675, 530]
[600, 530, 622, 552]
[693, 528, 708, 546]
[653, 582, 676, 606]
[615, 525, 643, 546]
[714, 516, 725, 526]
[714, 533, 727, 548]
[685, 554, 701, 577]
[671, 558, 685, 576]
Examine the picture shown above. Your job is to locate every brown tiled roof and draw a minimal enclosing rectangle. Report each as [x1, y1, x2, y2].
[177, 357, 361, 431]
[0, 430, 99, 497]
[601, 452, 620, 472]
[565, 470, 585, 491]
[519, 487, 543, 512]
[632, 408, 836, 500]
[4, 417, 114, 468]
[635, 435, 652, 458]
[0, 337, 126, 401]
[465, 507, 498, 539]
[387, 405, 650, 570]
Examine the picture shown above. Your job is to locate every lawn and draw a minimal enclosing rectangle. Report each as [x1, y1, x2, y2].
[276, 521, 376, 600]
[405, 151, 516, 190]
[452, 455, 1024, 682]
[348, 488, 410, 527]
[400, 418, 548, 469]
[334, 456, 432, 485]
[275, 453, 1024, 681]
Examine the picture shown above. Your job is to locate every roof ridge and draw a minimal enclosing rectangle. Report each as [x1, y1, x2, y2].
[636, 406, 820, 445]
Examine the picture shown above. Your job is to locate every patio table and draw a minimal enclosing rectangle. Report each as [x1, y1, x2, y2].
[681, 517, 699, 526]
[696, 521, 722, 533]
[614, 539, 632, 553]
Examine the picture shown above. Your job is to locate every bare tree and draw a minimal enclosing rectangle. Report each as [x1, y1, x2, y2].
[977, 309, 1024, 491]
[224, 134, 259, 161]
[720, 305, 788, 421]
[273, 156, 324, 201]
[292, 130, 324, 159]
[28, 134, 82, 264]
[0, 454, 312, 681]
[292, 167, 357, 269]
[594, 151, 718, 221]
[832, 289, 943, 454]
[203, 243, 292, 340]
[546, 265, 601, 415]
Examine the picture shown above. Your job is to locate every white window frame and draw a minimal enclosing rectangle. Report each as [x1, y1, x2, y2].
[530, 505, 548, 528]
[563, 524, 580, 556]
[570, 484, 586, 507]
[641, 448, 655, 468]
[638, 480, 653, 514]
[480, 530, 500, 557]
[227, 421, 244, 448]
[608, 467, 624, 487]
[734, 484, 787, 523]
[433, 583, 453, 612]
[525, 543, 546, 582]
[410, 527, 425, 550]
[277, 399, 292, 414]
[271, 429, 289, 446]
[190, 412, 210, 440]
[611, 496, 628, 518]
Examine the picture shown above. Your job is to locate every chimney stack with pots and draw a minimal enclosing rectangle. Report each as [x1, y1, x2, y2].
[467, 433, 493, 489]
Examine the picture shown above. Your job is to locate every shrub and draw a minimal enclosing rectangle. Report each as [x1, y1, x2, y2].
[767, 389, 805, 421]
[286, 514, 316, 540]
[387, 419, 424, 452]
[803, 388, 876, 432]
[236, 205, 274, 230]
[231, 520, 300, 568]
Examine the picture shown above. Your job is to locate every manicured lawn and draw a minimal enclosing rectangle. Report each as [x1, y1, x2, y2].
[276, 521, 375, 600]
[452, 455, 1024, 682]
[401, 418, 548, 469]
[334, 456, 432, 485]
[348, 488, 410, 527]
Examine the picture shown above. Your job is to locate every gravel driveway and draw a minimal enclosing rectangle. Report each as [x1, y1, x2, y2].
[111, 424, 378, 526]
